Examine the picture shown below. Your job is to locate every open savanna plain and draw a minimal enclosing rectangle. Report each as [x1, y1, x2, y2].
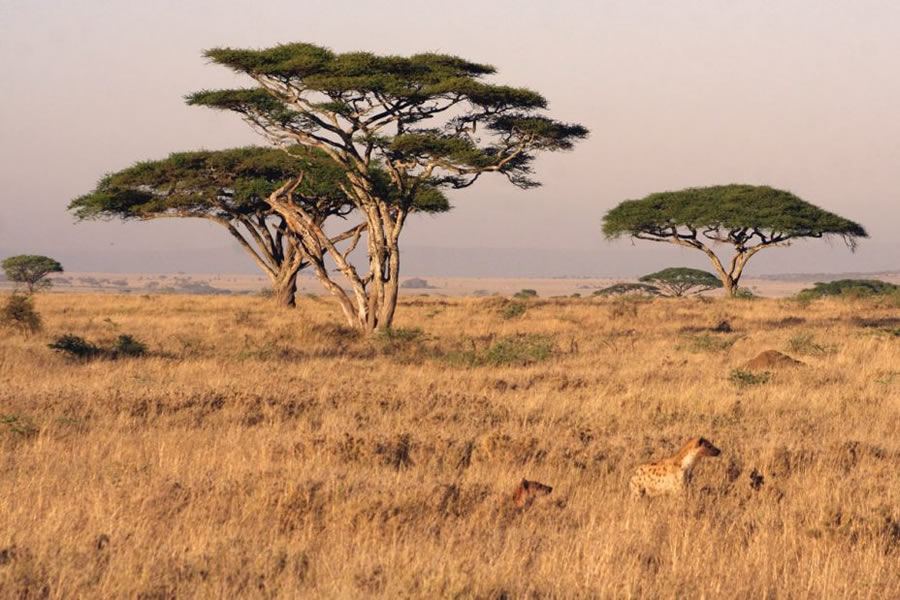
[1, 292, 899, 599]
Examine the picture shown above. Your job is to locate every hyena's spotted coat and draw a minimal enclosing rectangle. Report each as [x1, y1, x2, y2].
[630, 437, 721, 497]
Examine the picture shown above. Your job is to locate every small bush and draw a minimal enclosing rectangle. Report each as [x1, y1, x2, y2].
[734, 287, 756, 299]
[0, 414, 39, 438]
[446, 334, 554, 367]
[513, 289, 538, 299]
[115, 334, 147, 357]
[374, 327, 425, 345]
[729, 368, 771, 387]
[485, 334, 552, 366]
[501, 301, 528, 320]
[787, 333, 831, 357]
[1, 294, 42, 337]
[48, 335, 101, 360]
[686, 334, 736, 353]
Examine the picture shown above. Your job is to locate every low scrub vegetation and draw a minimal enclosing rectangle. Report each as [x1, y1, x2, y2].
[0, 292, 897, 598]
[797, 278, 899, 300]
[48, 332, 147, 360]
[0, 293, 42, 337]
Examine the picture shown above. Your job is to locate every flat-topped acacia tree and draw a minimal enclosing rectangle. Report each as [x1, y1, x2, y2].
[70, 147, 360, 307]
[639, 267, 723, 297]
[187, 42, 588, 332]
[603, 185, 867, 296]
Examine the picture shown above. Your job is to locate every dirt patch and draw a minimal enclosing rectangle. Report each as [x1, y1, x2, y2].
[744, 350, 804, 371]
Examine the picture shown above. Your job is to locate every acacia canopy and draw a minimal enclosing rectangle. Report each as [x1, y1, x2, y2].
[1, 255, 63, 294]
[186, 42, 587, 331]
[639, 267, 723, 297]
[71, 146, 448, 307]
[603, 185, 867, 296]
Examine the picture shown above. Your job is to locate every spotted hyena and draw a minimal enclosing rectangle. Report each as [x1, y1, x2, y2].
[630, 437, 721, 497]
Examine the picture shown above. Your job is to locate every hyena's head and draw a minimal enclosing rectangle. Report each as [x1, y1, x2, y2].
[513, 478, 553, 508]
[695, 437, 721, 458]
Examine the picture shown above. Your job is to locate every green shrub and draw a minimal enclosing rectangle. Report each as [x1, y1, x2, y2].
[502, 301, 528, 320]
[1, 293, 42, 337]
[0, 414, 38, 438]
[686, 334, 737, 353]
[485, 334, 552, 366]
[797, 279, 899, 300]
[513, 289, 538, 299]
[446, 334, 554, 367]
[786, 332, 831, 357]
[371, 327, 428, 361]
[374, 327, 425, 345]
[48, 334, 101, 360]
[729, 368, 771, 387]
[115, 334, 147, 357]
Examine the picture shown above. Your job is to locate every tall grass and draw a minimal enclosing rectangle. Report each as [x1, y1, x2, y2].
[0, 293, 898, 598]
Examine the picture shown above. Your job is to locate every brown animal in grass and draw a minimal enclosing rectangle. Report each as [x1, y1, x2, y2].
[512, 478, 553, 508]
[630, 437, 721, 497]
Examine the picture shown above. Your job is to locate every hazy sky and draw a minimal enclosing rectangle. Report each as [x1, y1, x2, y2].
[1, 0, 898, 277]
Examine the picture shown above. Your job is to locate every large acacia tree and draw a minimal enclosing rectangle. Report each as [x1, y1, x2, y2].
[603, 185, 867, 296]
[187, 42, 588, 331]
[70, 147, 360, 307]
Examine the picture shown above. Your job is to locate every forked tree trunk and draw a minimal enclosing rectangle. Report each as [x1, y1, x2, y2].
[271, 271, 298, 307]
[721, 276, 737, 298]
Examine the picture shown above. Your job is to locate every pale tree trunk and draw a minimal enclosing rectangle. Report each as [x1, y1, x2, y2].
[271, 270, 298, 307]
[261, 177, 415, 335]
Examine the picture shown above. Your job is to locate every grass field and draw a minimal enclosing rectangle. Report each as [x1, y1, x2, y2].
[1, 292, 898, 598]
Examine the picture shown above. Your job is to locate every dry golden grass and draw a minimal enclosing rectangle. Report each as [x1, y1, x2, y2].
[1, 292, 898, 598]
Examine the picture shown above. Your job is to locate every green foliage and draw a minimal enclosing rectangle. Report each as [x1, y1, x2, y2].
[184, 42, 586, 331]
[48, 333, 148, 360]
[686, 334, 737, 353]
[502, 301, 528, 319]
[484, 335, 552, 366]
[1, 294, 42, 337]
[187, 42, 587, 197]
[513, 289, 538, 299]
[602, 185, 867, 298]
[729, 368, 771, 387]
[446, 334, 553, 367]
[0, 414, 39, 438]
[786, 333, 832, 357]
[70, 146, 352, 221]
[796, 279, 899, 300]
[1, 255, 63, 293]
[733, 287, 757, 299]
[639, 267, 722, 296]
[592, 283, 661, 297]
[115, 334, 148, 357]
[48, 335, 101, 360]
[603, 185, 867, 242]
[374, 327, 425, 345]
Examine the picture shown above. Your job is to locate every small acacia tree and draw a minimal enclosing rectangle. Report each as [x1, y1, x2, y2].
[2, 255, 63, 293]
[592, 283, 661, 297]
[603, 185, 868, 296]
[186, 42, 588, 332]
[639, 267, 723, 297]
[72, 147, 381, 307]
